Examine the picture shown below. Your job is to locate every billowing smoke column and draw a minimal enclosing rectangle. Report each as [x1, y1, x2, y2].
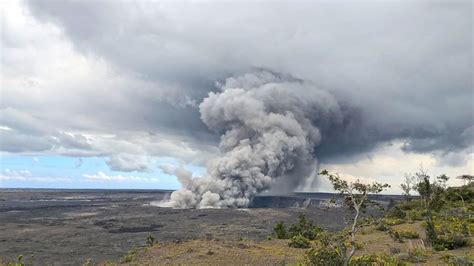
[166, 71, 343, 208]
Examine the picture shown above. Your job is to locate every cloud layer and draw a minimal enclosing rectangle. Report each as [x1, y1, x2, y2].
[1, 1, 472, 180]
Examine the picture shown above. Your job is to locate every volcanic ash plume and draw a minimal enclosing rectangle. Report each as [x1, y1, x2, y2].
[166, 71, 343, 208]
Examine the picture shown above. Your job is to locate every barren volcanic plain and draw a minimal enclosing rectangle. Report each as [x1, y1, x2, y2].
[0, 189, 398, 265]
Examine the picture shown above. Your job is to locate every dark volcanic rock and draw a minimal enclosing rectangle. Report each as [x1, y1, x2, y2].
[249, 196, 316, 208]
[0, 189, 396, 265]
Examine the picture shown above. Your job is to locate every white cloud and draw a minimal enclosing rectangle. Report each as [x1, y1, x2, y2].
[2, 169, 32, 179]
[83, 171, 160, 183]
[0, 169, 73, 182]
[320, 140, 474, 194]
[1, 1, 217, 164]
[106, 154, 153, 172]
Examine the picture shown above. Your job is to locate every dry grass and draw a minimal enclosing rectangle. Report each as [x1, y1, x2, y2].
[357, 222, 427, 255]
[102, 221, 473, 266]
[111, 239, 306, 265]
[357, 222, 473, 265]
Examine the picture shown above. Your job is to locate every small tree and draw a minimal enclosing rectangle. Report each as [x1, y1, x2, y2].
[273, 221, 288, 239]
[400, 173, 416, 202]
[457, 175, 474, 185]
[436, 174, 450, 189]
[319, 170, 390, 266]
[304, 231, 346, 265]
[413, 167, 446, 244]
[288, 213, 322, 240]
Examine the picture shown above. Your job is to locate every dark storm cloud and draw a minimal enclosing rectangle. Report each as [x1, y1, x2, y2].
[0, 108, 93, 153]
[0, 130, 53, 153]
[3, 0, 473, 169]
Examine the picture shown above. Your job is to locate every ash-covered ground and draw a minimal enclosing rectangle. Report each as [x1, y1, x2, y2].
[0, 189, 401, 265]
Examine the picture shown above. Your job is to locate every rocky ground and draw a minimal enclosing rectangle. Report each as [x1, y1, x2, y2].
[0, 189, 359, 265]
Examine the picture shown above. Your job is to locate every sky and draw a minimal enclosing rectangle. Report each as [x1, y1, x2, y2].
[0, 0, 472, 193]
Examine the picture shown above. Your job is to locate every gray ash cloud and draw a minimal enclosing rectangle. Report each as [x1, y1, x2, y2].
[165, 71, 342, 208]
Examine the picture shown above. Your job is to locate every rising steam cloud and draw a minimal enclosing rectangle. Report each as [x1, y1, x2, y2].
[165, 71, 343, 208]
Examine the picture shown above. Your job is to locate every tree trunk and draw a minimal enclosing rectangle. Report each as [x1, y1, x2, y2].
[425, 211, 437, 243]
[344, 246, 356, 266]
[344, 206, 360, 266]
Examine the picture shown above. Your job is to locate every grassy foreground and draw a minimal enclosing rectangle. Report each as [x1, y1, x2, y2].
[96, 221, 471, 265]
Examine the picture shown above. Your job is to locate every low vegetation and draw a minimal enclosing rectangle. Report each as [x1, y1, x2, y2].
[441, 253, 474, 266]
[288, 234, 311, 248]
[120, 250, 138, 263]
[350, 253, 406, 265]
[273, 213, 324, 241]
[273, 221, 289, 239]
[1, 255, 25, 266]
[271, 168, 473, 265]
[145, 234, 157, 247]
[398, 230, 420, 239]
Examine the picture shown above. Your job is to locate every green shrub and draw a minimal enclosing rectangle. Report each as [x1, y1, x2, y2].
[272, 214, 325, 241]
[399, 247, 428, 263]
[433, 234, 470, 251]
[288, 234, 310, 248]
[354, 241, 364, 250]
[427, 214, 473, 250]
[445, 184, 474, 202]
[145, 234, 157, 247]
[386, 206, 406, 219]
[6, 255, 26, 266]
[406, 209, 423, 221]
[398, 200, 423, 211]
[469, 223, 474, 235]
[375, 221, 389, 231]
[398, 230, 419, 239]
[288, 213, 323, 240]
[273, 221, 288, 239]
[436, 216, 473, 236]
[121, 249, 139, 263]
[441, 254, 474, 266]
[304, 245, 344, 265]
[350, 253, 407, 266]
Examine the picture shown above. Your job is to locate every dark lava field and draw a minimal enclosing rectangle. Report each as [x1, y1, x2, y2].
[0, 189, 399, 265]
